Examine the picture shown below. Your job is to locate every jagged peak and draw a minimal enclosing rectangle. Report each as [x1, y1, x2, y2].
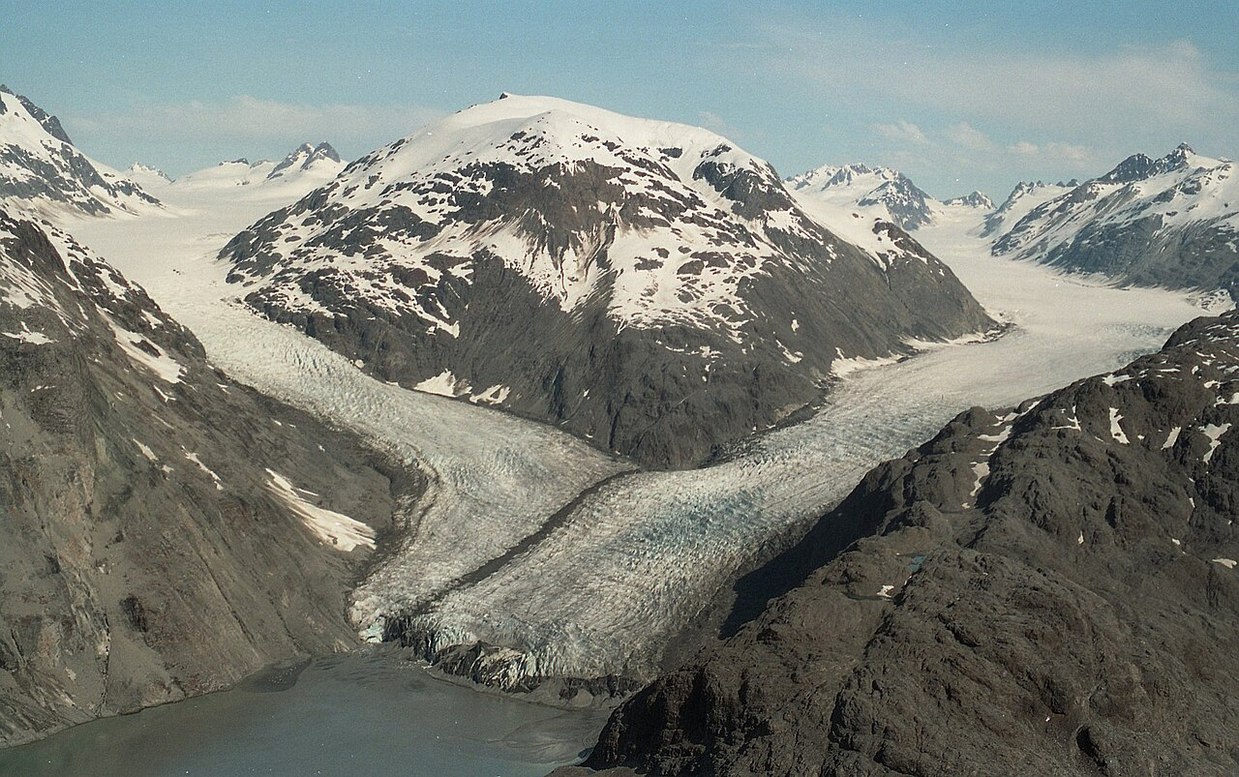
[1097, 143, 1224, 185]
[1004, 179, 1074, 200]
[267, 141, 344, 180]
[787, 162, 913, 193]
[311, 141, 341, 162]
[944, 191, 994, 210]
[0, 85, 73, 145]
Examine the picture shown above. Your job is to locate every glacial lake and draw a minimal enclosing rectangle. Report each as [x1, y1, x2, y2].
[0, 652, 608, 777]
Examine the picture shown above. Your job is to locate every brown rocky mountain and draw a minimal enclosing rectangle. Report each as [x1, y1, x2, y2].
[221, 94, 993, 469]
[0, 208, 420, 746]
[565, 310, 1238, 776]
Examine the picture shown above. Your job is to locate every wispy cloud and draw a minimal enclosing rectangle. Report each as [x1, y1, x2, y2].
[68, 95, 443, 171]
[946, 122, 995, 152]
[738, 13, 1238, 194]
[874, 120, 929, 145]
[1009, 140, 1092, 164]
[768, 31, 1234, 135]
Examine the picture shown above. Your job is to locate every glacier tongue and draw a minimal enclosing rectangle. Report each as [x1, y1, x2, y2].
[70, 185, 1223, 692]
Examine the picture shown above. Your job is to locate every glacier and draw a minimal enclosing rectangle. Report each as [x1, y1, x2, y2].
[67, 182, 1229, 689]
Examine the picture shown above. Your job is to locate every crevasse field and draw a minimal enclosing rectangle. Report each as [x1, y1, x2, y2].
[68, 183, 1224, 690]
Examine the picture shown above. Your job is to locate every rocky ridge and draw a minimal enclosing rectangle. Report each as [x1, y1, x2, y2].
[981, 179, 1077, 238]
[0, 87, 160, 218]
[569, 309, 1239, 776]
[0, 208, 419, 746]
[220, 94, 993, 468]
[990, 144, 1238, 301]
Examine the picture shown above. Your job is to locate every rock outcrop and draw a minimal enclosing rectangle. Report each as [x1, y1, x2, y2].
[570, 310, 1239, 776]
[0, 208, 420, 746]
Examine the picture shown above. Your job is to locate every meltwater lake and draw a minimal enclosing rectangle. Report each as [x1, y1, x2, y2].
[0, 652, 608, 777]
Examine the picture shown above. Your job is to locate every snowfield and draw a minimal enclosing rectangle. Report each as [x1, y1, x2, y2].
[68, 182, 1229, 687]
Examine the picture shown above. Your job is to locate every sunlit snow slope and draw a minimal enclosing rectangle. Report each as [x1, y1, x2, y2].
[0, 86, 161, 218]
[991, 144, 1239, 301]
[218, 94, 992, 467]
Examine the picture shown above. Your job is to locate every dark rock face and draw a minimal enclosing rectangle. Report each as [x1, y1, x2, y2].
[0, 209, 420, 746]
[221, 96, 992, 468]
[575, 310, 1239, 776]
[0, 86, 160, 216]
[992, 145, 1238, 302]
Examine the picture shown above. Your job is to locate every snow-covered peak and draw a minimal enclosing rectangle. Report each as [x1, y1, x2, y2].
[267, 141, 343, 181]
[168, 142, 344, 194]
[346, 93, 772, 195]
[786, 163, 904, 193]
[124, 162, 174, 189]
[0, 84, 72, 145]
[1098, 143, 1224, 186]
[943, 191, 994, 210]
[220, 94, 992, 468]
[224, 93, 975, 341]
[989, 145, 1238, 300]
[786, 162, 940, 231]
[981, 180, 1075, 238]
[171, 158, 275, 190]
[0, 86, 161, 218]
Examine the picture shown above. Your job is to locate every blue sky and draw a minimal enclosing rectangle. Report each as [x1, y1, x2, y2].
[3, 1, 1237, 198]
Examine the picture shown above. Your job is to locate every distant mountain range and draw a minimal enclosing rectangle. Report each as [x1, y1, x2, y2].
[786, 162, 993, 233]
[220, 94, 993, 467]
[127, 141, 343, 193]
[791, 146, 1238, 303]
[990, 144, 1238, 302]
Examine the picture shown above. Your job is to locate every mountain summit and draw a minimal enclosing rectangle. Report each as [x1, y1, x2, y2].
[991, 144, 1238, 301]
[787, 163, 940, 231]
[0, 86, 160, 217]
[221, 94, 993, 467]
[267, 141, 341, 181]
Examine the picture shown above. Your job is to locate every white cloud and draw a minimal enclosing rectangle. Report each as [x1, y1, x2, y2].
[768, 31, 1234, 134]
[739, 16, 1233, 194]
[1044, 142, 1092, 163]
[77, 95, 440, 139]
[754, 18, 1237, 164]
[1009, 140, 1092, 164]
[947, 122, 995, 151]
[874, 120, 929, 145]
[69, 95, 443, 171]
